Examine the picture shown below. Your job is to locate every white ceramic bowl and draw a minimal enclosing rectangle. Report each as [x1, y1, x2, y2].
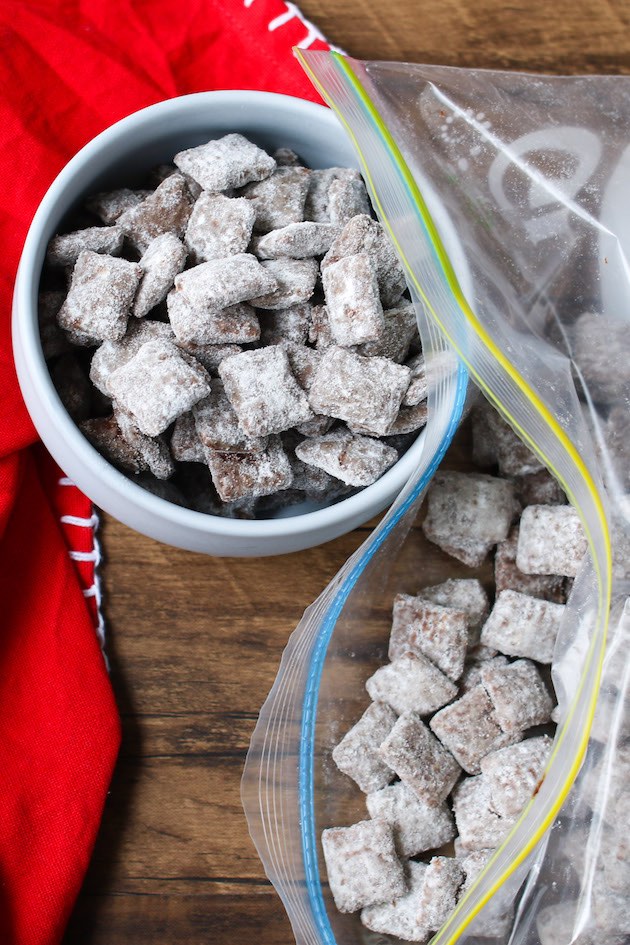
[13, 90, 429, 556]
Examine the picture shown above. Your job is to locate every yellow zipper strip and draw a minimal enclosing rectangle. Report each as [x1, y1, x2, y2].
[296, 48, 612, 945]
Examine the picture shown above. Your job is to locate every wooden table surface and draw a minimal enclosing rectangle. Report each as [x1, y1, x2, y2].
[63, 3, 630, 943]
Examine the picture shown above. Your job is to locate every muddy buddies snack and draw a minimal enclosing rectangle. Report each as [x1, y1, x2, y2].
[321, 819, 406, 913]
[44, 133, 427, 516]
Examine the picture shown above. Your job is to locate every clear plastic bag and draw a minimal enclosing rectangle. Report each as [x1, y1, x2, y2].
[243, 54, 630, 945]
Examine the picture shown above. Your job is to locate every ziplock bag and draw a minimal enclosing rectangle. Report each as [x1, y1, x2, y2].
[242, 54, 630, 945]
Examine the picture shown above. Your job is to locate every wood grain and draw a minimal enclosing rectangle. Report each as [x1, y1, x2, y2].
[63, 3, 629, 942]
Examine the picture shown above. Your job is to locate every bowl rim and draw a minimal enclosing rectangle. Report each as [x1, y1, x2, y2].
[13, 89, 428, 541]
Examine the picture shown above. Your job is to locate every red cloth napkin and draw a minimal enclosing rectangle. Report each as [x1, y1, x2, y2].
[0, 3, 328, 943]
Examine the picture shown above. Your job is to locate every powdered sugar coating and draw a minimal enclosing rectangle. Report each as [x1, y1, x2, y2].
[174, 133, 276, 192]
[174, 253, 276, 312]
[89, 319, 172, 394]
[193, 380, 267, 453]
[403, 353, 427, 406]
[321, 819, 406, 914]
[460, 655, 509, 694]
[117, 174, 193, 253]
[332, 701, 397, 793]
[184, 192, 256, 262]
[204, 435, 293, 501]
[537, 901, 624, 945]
[480, 589, 565, 663]
[278, 341, 321, 391]
[591, 868, 630, 933]
[452, 775, 516, 851]
[430, 685, 521, 775]
[421, 578, 490, 634]
[417, 856, 464, 931]
[495, 526, 567, 603]
[390, 594, 468, 681]
[461, 850, 514, 937]
[81, 415, 149, 474]
[167, 292, 261, 345]
[361, 860, 430, 942]
[322, 214, 407, 307]
[366, 781, 456, 857]
[383, 401, 428, 436]
[219, 346, 312, 437]
[323, 253, 385, 346]
[170, 412, 205, 463]
[107, 338, 211, 436]
[359, 305, 418, 363]
[58, 251, 141, 342]
[481, 735, 552, 818]
[309, 346, 411, 437]
[255, 222, 337, 259]
[481, 659, 554, 734]
[422, 471, 518, 567]
[472, 402, 544, 477]
[133, 233, 187, 318]
[241, 166, 310, 232]
[47, 225, 124, 268]
[308, 304, 334, 349]
[87, 188, 151, 224]
[328, 176, 371, 226]
[304, 167, 362, 223]
[259, 304, 312, 346]
[570, 311, 630, 406]
[512, 468, 566, 506]
[295, 429, 397, 487]
[517, 505, 587, 577]
[114, 408, 175, 480]
[273, 147, 303, 167]
[379, 713, 461, 806]
[175, 341, 241, 373]
[367, 656, 457, 717]
[250, 258, 318, 309]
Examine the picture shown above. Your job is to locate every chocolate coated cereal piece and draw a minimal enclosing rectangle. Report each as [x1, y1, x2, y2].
[174, 253, 276, 312]
[170, 412, 205, 463]
[205, 435, 292, 502]
[322, 253, 385, 346]
[461, 850, 514, 938]
[133, 233, 187, 318]
[379, 713, 461, 806]
[287, 450, 337, 496]
[366, 782, 456, 858]
[46, 226, 124, 268]
[167, 292, 261, 345]
[592, 869, 630, 933]
[367, 655, 457, 717]
[390, 594, 468, 681]
[512, 468, 566, 506]
[359, 305, 418, 363]
[279, 341, 322, 391]
[480, 659, 554, 734]
[259, 304, 312, 346]
[295, 414, 333, 437]
[599, 825, 630, 894]
[272, 147, 303, 167]
[58, 251, 141, 342]
[430, 685, 520, 775]
[452, 775, 516, 851]
[328, 176, 371, 227]
[254, 222, 337, 259]
[241, 166, 310, 232]
[115, 408, 175, 480]
[423, 471, 518, 568]
[480, 736, 553, 818]
[304, 167, 362, 223]
[421, 578, 490, 634]
[495, 527, 567, 603]
[322, 214, 407, 308]
[250, 258, 318, 309]
[472, 402, 544, 477]
[321, 819, 406, 914]
[309, 347, 411, 437]
[537, 901, 624, 945]
[184, 192, 256, 262]
[308, 304, 333, 350]
[219, 346, 312, 437]
[361, 861, 430, 942]
[402, 353, 428, 407]
[332, 701, 397, 793]
[174, 133, 276, 193]
[86, 188, 151, 224]
[107, 338, 211, 436]
[460, 655, 509, 694]
[517, 505, 587, 577]
[89, 319, 172, 394]
[570, 312, 630, 406]
[51, 354, 92, 422]
[480, 589, 565, 663]
[117, 174, 193, 253]
[417, 856, 464, 931]
[80, 415, 148, 474]
[193, 381, 267, 454]
[39, 291, 71, 359]
[296, 429, 398, 487]
[381, 401, 428, 437]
